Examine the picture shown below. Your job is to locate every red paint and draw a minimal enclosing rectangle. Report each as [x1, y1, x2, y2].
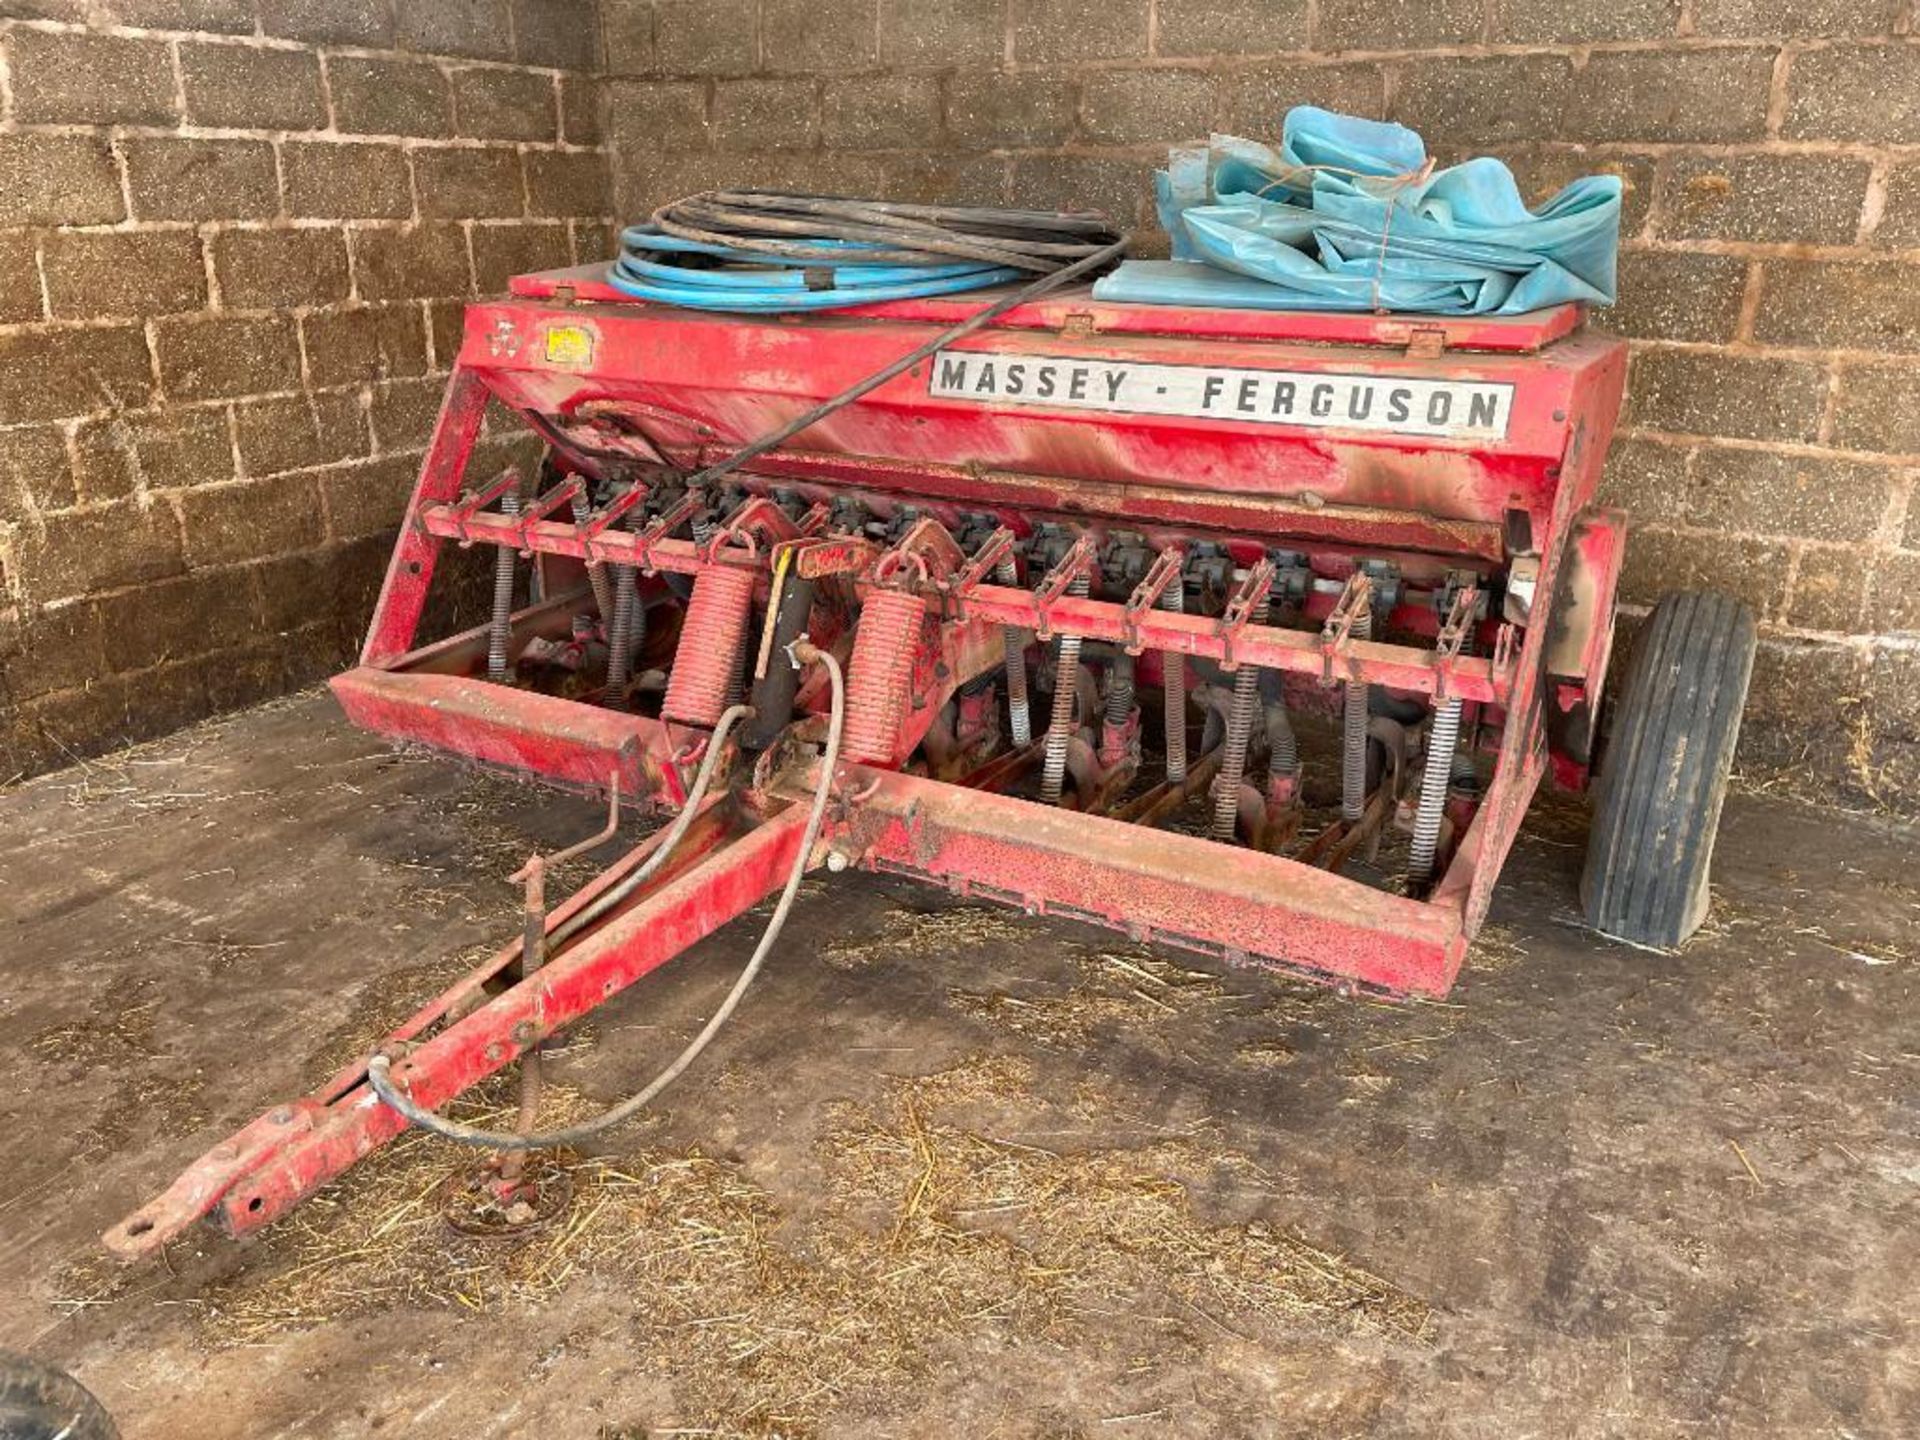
[106, 806, 806, 1256]
[108, 268, 1633, 1260]
[331, 667, 679, 798]
[510, 264, 1585, 353]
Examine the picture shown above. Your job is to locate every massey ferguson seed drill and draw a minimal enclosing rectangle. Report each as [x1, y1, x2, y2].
[107, 198, 1755, 1258]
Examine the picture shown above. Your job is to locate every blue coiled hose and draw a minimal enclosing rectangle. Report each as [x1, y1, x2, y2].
[610, 227, 1025, 310]
[606, 191, 1124, 314]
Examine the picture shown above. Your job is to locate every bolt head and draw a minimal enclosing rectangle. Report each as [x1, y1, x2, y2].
[826, 850, 849, 873]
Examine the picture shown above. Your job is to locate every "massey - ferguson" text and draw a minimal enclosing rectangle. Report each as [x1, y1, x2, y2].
[928, 351, 1514, 440]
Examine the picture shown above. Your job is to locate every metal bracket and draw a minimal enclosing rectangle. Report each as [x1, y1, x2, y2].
[518, 477, 584, 554]
[1491, 620, 1518, 676]
[449, 469, 521, 547]
[1121, 546, 1185, 657]
[599, 487, 698, 572]
[1319, 570, 1373, 685]
[941, 525, 1017, 623]
[1031, 532, 1098, 642]
[701, 494, 801, 563]
[872, 515, 967, 593]
[626, 491, 702, 573]
[579, 481, 651, 553]
[1432, 585, 1479, 703]
[1216, 558, 1275, 672]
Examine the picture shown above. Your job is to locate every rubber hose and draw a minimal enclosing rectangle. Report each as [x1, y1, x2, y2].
[365, 701, 754, 1050]
[366, 647, 847, 1151]
[608, 193, 1123, 313]
[550, 703, 748, 949]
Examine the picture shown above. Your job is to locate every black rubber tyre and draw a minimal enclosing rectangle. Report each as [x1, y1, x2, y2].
[0, 1350, 118, 1440]
[1581, 591, 1756, 949]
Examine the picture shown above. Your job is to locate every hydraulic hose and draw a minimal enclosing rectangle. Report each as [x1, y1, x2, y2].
[551, 700, 752, 952]
[367, 644, 848, 1151]
[609, 193, 1122, 312]
[610, 235, 1024, 311]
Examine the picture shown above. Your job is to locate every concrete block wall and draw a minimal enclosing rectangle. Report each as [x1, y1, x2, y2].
[0, 0, 612, 779]
[4, 0, 1916, 813]
[603, 0, 1920, 811]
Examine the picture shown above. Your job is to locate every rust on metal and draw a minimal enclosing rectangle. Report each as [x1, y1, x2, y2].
[109, 264, 1633, 1261]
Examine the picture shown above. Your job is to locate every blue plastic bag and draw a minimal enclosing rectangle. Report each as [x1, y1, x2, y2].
[1092, 107, 1621, 316]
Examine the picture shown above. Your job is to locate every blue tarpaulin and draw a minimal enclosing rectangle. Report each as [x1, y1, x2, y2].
[1091, 107, 1622, 316]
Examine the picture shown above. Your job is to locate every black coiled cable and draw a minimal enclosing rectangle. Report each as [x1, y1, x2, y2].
[652, 190, 1123, 270]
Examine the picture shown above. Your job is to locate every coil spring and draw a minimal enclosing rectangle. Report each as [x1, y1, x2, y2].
[995, 556, 1032, 747]
[1039, 574, 1090, 805]
[1342, 603, 1373, 823]
[603, 509, 640, 711]
[1211, 594, 1268, 841]
[605, 564, 648, 708]
[1160, 579, 1186, 784]
[1267, 699, 1297, 778]
[1104, 655, 1134, 727]
[661, 565, 755, 727]
[1408, 696, 1461, 881]
[487, 493, 519, 684]
[692, 512, 749, 708]
[569, 490, 617, 626]
[843, 588, 927, 764]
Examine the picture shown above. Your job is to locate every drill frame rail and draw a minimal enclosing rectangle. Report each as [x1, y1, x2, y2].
[107, 267, 1629, 1260]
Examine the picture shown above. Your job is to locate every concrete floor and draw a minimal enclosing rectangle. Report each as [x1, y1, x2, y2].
[1, 692, 1915, 1438]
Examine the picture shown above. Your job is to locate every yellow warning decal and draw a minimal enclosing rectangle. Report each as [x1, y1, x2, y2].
[543, 325, 594, 368]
